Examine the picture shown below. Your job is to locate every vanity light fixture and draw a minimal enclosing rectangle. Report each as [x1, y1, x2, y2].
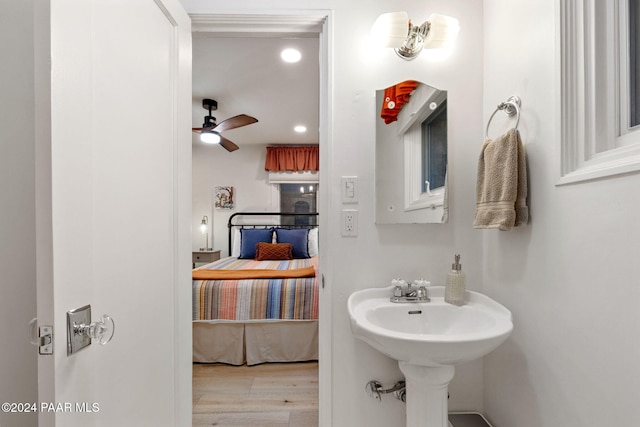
[294, 125, 307, 133]
[371, 11, 460, 61]
[199, 216, 212, 251]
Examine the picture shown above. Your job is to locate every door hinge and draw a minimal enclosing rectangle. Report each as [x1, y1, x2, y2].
[38, 325, 53, 355]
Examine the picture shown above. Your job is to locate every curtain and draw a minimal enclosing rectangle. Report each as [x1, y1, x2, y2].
[264, 145, 319, 172]
[380, 80, 420, 124]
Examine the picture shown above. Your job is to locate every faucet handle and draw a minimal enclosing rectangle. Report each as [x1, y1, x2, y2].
[414, 278, 431, 288]
[391, 279, 403, 297]
[414, 279, 431, 301]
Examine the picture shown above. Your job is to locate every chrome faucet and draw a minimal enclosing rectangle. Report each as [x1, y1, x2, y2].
[390, 279, 431, 303]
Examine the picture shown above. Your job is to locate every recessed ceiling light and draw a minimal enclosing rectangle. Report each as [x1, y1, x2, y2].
[281, 48, 302, 63]
[294, 125, 307, 133]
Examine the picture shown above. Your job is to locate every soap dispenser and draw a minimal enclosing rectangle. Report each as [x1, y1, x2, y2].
[445, 254, 466, 305]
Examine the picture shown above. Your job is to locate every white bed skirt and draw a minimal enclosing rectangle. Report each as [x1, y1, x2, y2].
[193, 320, 318, 366]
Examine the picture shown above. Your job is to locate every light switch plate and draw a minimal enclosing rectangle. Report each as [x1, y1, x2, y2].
[341, 176, 358, 203]
[67, 305, 92, 356]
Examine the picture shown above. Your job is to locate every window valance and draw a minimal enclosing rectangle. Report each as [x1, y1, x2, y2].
[264, 145, 319, 172]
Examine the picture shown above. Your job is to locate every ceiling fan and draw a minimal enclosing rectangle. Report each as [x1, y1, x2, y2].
[192, 98, 258, 152]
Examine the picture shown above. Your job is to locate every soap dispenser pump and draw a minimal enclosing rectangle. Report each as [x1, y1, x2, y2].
[445, 254, 466, 305]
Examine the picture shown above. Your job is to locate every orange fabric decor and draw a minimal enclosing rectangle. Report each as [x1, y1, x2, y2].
[380, 80, 420, 124]
[255, 242, 293, 261]
[264, 145, 319, 172]
[192, 266, 316, 280]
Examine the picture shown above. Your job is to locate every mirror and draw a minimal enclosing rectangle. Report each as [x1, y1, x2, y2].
[375, 80, 448, 224]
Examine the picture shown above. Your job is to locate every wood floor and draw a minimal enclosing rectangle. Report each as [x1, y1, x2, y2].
[193, 361, 319, 427]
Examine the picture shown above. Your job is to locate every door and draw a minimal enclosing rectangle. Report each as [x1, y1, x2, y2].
[35, 1, 192, 425]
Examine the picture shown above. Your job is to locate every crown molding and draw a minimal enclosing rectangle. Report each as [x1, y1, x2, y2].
[190, 13, 325, 37]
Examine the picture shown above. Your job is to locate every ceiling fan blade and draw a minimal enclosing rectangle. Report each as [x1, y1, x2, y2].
[219, 135, 240, 152]
[192, 126, 216, 134]
[213, 114, 258, 133]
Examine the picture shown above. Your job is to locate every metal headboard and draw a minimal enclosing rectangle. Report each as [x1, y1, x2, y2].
[227, 212, 319, 255]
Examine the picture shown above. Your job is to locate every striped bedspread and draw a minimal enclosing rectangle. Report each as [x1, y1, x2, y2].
[193, 257, 318, 321]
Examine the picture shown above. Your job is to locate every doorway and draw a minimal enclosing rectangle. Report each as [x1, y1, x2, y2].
[189, 11, 332, 426]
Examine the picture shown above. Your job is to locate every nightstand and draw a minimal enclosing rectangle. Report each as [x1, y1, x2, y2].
[192, 250, 221, 268]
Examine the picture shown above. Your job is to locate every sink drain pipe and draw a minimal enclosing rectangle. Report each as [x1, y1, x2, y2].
[366, 380, 448, 403]
[366, 380, 406, 402]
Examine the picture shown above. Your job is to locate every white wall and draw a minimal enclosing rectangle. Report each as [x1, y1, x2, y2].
[192, 143, 275, 256]
[0, 1, 38, 427]
[183, 0, 485, 425]
[483, 1, 640, 426]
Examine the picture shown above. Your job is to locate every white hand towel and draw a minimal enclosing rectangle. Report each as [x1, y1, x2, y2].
[473, 128, 528, 230]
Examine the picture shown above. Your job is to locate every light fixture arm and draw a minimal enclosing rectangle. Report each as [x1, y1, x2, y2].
[202, 99, 218, 128]
[395, 20, 431, 60]
[202, 115, 217, 128]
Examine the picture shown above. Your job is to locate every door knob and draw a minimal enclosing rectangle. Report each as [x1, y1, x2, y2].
[67, 305, 115, 355]
[74, 314, 115, 345]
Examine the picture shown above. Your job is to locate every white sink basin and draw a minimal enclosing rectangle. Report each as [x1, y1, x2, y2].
[348, 286, 513, 427]
[348, 286, 513, 367]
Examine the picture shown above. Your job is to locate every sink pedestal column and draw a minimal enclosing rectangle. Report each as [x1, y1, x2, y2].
[399, 362, 455, 427]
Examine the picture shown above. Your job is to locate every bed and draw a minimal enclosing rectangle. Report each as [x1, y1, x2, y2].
[192, 212, 319, 365]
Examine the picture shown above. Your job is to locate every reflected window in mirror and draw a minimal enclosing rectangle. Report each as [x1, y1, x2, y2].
[421, 100, 447, 193]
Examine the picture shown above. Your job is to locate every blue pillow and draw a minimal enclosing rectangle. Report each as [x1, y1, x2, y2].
[274, 228, 309, 259]
[239, 228, 273, 259]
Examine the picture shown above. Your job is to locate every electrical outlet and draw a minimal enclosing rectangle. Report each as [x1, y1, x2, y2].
[341, 209, 358, 237]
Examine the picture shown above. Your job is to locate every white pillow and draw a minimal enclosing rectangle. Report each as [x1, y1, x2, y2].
[308, 227, 319, 257]
[231, 228, 241, 257]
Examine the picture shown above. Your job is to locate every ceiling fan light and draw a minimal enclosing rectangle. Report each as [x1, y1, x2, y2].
[201, 131, 221, 144]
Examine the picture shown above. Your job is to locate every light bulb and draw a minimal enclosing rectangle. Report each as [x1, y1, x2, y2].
[281, 48, 301, 63]
[371, 12, 410, 48]
[201, 132, 221, 144]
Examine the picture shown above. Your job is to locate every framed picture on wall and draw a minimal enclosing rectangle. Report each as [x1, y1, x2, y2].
[215, 186, 234, 210]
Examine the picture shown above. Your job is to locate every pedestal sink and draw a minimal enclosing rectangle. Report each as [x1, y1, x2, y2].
[348, 286, 513, 427]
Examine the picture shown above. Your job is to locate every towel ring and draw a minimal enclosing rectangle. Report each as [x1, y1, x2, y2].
[485, 96, 521, 140]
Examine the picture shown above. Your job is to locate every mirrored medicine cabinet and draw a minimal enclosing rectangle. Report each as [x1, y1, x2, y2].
[375, 80, 448, 224]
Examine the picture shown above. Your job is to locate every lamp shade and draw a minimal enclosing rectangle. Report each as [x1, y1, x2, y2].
[371, 11, 410, 48]
[423, 14, 460, 49]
